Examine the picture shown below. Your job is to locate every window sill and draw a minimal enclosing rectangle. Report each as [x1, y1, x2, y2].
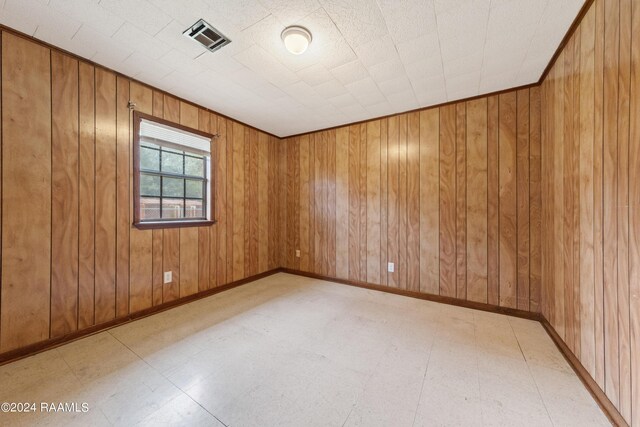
[133, 220, 216, 230]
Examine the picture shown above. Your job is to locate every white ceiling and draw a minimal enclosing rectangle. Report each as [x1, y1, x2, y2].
[0, 0, 584, 137]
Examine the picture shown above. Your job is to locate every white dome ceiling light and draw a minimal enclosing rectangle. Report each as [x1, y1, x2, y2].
[281, 26, 312, 55]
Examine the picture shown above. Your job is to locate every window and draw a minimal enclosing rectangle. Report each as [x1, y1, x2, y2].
[133, 112, 215, 229]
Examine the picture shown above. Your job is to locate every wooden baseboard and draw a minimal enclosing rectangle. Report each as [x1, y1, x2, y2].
[540, 318, 628, 427]
[280, 268, 540, 321]
[0, 268, 283, 366]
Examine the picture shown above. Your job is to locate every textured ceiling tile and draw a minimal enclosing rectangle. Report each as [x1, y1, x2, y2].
[258, 0, 321, 24]
[404, 58, 443, 82]
[0, 0, 586, 136]
[396, 33, 441, 65]
[233, 44, 300, 86]
[205, 0, 270, 31]
[346, 77, 386, 106]
[352, 35, 399, 68]
[368, 58, 407, 83]
[100, 0, 172, 35]
[297, 63, 334, 86]
[435, 0, 489, 41]
[313, 78, 348, 98]
[377, 0, 438, 44]
[319, 0, 386, 47]
[386, 89, 419, 111]
[328, 92, 359, 108]
[377, 75, 413, 97]
[49, 0, 124, 37]
[112, 22, 172, 60]
[147, 0, 211, 28]
[330, 59, 369, 85]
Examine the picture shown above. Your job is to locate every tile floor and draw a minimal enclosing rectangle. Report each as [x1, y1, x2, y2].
[0, 273, 609, 426]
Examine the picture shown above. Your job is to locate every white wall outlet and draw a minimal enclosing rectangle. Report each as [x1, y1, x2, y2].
[387, 262, 395, 273]
[163, 271, 172, 284]
[295, 249, 301, 258]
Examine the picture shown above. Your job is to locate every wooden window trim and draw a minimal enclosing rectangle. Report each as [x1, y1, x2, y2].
[133, 111, 217, 230]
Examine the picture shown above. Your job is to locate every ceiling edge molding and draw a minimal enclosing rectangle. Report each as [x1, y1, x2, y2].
[537, 0, 596, 84]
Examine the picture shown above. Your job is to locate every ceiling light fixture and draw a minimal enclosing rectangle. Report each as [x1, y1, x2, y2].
[281, 26, 312, 55]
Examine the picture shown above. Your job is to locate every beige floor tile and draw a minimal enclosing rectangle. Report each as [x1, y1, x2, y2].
[0, 273, 609, 426]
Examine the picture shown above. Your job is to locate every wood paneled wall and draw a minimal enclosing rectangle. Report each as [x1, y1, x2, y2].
[541, 0, 639, 424]
[281, 88, 542, 312]
[0, 31, 284, 354]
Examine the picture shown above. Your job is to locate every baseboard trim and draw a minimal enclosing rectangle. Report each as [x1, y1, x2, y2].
[281, 268, 540, 321]
[0, 268, 283, 366]
[540, 318, 627, 427]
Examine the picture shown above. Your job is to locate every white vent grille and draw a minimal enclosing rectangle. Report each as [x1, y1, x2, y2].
[183, 19, 231, 53]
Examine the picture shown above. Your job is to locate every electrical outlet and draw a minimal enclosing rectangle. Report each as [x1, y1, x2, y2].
[164, 271, 172, 284]
[295, 249, 301, 258]
[387, 262, 395, 273]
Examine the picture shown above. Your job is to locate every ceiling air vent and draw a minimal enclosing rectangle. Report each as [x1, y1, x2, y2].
[183, 19, 231, 53]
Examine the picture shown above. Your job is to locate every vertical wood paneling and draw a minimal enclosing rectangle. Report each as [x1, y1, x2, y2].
[115, 76, 130, 318]
[541, 0, 640, 422]
[78, 62, 96, 329]
[529, 86, 542, 313]
[593, 0, 605, 388]
[258, 132, 268, 273]
[129, 82, 153, 313]
[616, 0, 632, 418]
[455, 104, 466, 299]
[498, 92, 517, 309]
[579, 5, 596, 376]
[198, 110, 210, 291]
[406, 113, 420, 292]
[603, 0, 620, 405]
[419, 109, 439, 295]
[0, 32, 281, 358]
[487, 95, 500, 306]
[349, 125, 362, 282]
[335, 129, 349, 279]
[629, 0, 640, 424]
[162, 96, 180, 302]
[151, 91, 164, 304]
[379, 119, 388, 287]
[327, 130, 336, 278]
[94, 68, 117, 324]
[439, 105, 456, 298]
[387, 118, 399, 287]
[50, 52, 79, 337]
[232, 121, 245, 281]
[516, 89, 530, 311]
[216, 116, 228, 285]
[397, 115, 407, 289]
[366, 121, 381, 285]
[466, 99, 488, 304]
[179, 102, 199, 297]
[1, 34, 51, 351]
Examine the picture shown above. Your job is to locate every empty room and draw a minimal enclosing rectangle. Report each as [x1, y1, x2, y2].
[0, 0, 637, 425]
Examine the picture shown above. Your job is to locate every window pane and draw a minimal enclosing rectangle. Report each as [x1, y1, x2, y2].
[140, 197, 161, 220]
[140, 146, 159, 171]
[162, 198, 184, 219]
[161, 150, 183, 174]
[140, 174, 160, 196]
[185, 156, 204, 177]
[185, 199, 204, 218]
[163, 177, 184, 197]
[185, 179, 203, 198]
